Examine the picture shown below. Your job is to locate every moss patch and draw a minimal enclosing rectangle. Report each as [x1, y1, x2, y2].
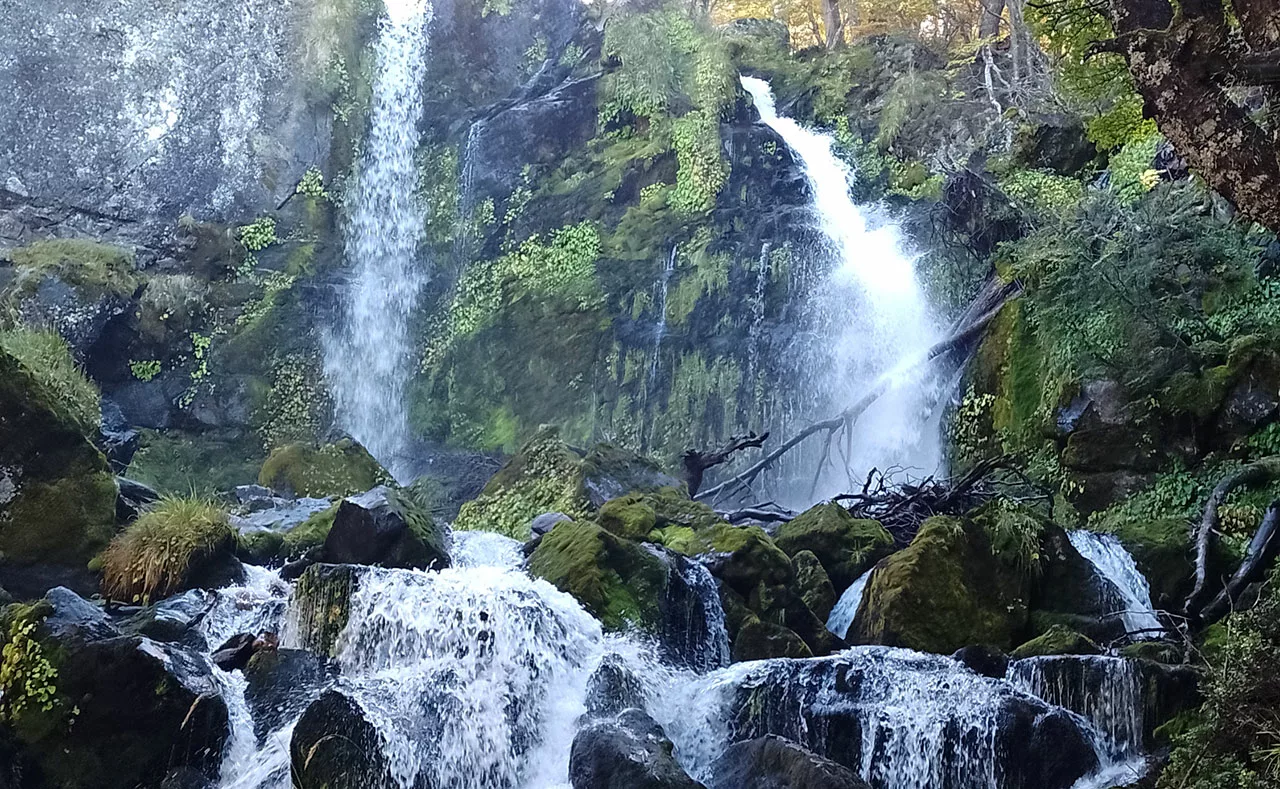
[6, 239, 139, 298]
[257, 439, 390, 498]
[1011, 625, 1100, 659]
[773, 503, 894, 591]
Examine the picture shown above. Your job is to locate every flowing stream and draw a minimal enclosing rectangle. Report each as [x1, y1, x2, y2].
[740, 76, 944, 501]
[324, 0, 433, 480]
[1068, 531, 1164, 637]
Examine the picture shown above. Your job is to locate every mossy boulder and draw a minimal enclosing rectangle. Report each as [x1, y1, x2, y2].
[1010, 625, 1100, 659]
[292, 564, 360, 657]
[791, 550, 836, 621]
[599, 497, 658, 540]
[527, 520, 667, 632]
[257, 439, 390, 498]
[0, 330, 116, 598]
[732, 616, 812, 660]
[454, 427, 681, 540]
[852, 516, 1027, 654]
[773, 503, 894, 592]
[323, 486, 449, 570]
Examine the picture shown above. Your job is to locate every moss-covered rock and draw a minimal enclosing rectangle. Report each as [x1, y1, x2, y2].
[598, 496, 658, 540]
[792, 549, 837, 621]
[323, 486, 449, 570]
[257, 438, 390, 498]
[852, 516, 1027, 654]
[454, 426, 592, 540]
[1010, 625, 1100, 659]
[0, 330, 116, 596]
[774, 503, 894, 592]
[732, 616, 812, 660]
[527, 520, 667, 633]
[292, 564, 360, 657]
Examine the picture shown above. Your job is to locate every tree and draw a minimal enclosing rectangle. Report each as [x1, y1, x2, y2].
[1097, 0, 1280, 230]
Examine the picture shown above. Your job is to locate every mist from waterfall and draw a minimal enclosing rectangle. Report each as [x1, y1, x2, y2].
[739, 76, 944, 502]
[323, 0, 432, 481]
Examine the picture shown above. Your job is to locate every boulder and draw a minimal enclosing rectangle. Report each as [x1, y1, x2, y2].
[569, 708, 706, 789]
[290, 691, 391, 789]
[774, 503, 894, 592]
[528, 520, 667, 632]
[0, 593, 229, 788]
[852, 516, 1026, 654]
[598, 496, 658, 540]
[584, 654, 647, 719]
[257, 439, 391, 499]
[531, 511, 572, 536]
[708, 735, 869, 789]
[791, 550, 836, 621]
[580, 443, 684, 508]
[732, 617, 812, 660]
[0, 330, 117, 599]
[951, 645, 1010, 679]
[243, 648, 337, 741]
[323, 486, 450, 570]
[122, 589, 215, 648]
[1010, 625, 1101, 659]
[99, 398, 141, 472]
[115, 476, 160, 525]
[290, 564, 361, 656]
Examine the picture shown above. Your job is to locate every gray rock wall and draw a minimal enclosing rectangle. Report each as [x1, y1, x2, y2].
[0, 0, 338, 227]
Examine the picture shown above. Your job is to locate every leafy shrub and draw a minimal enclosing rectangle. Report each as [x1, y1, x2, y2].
[100, 497, 236, 603]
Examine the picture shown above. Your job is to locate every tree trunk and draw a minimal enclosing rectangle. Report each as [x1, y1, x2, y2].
[979, 0, 1005, 39]
[822, 0, 845, 49]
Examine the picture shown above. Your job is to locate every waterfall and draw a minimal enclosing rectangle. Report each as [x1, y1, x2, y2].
[452, 530, 524, 570]
[826, 565, 874, 639]
[1068, 531, 1163, 638]
[739, 76, 944, 501]
[324, 0, 433, 480]
[1007, 656, 1145, 760]
[657, 647, 1118, 789]
[660, 552, 731, 672]
[647, 245, 677, 392]
[333, 566, 604, 788]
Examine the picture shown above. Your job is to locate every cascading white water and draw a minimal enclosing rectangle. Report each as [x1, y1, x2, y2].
[452, 529, 525, 570]
[324, 0, 433, 480]
[661, 553, 731, 672]
[334, 566, 605, 788]
[1007, 656, 1145, 760]
[826, 565, 874, 639]
[739, 76, 944, 500]
[1068, 531, 1163, 638]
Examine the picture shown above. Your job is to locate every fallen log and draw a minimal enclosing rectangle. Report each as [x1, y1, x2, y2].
[1199, 500, 1280, 626]
[683, 432, 769, 497]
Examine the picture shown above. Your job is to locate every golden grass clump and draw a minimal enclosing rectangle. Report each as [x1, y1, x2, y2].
[101, 496, 235, 603]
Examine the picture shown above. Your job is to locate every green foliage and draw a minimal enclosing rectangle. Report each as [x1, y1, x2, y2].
[0, 604, 60, 727]
[255, 353, 329, 450]
[101, 496, 235, 604]
[671, 110, 729, 214]
[975, 499, 1044, 578]
[129, 359, 161, 382]
[997, 168, 1084, 220]
[0, 328, 100, 435]
[237, 217, 278, 253]
[1160, 578, 1280, 788]
[416, 145, 460, 246]
[6, 238, 138, 297]
[1108, 133, 1163, 204]
[296, 167, 329, 201]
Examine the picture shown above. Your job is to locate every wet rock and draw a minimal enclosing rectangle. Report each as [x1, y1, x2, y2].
[211, 632, 258, 671]
[580, 443, 684, 508]
[291, 690, 391, 789]
[951, 645, 1010, 678]
[531, 511, 572, 536]
[569, 708, 706, 789]
[733, 617, 812, 660]
[291, 564, 361, 656]
[9, 268, 137, 362]
[243, 648, 337, 741]
[584, 654, 647, 719]
[323, 485, 450, 570]
[8, 594, 229, 789]
[708, 735, 869, 789]
[1011, 625, 1101, 659]
[122, 589, 215, 648]
[116, 476, 160, 525]
[791, 549, 836, 621]
[99, 397, 140, 472]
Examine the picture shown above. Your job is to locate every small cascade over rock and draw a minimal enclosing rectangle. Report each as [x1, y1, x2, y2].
[826, 565, 874, 639]
[660, 551, 732, 672]
[1006, 655, 1145, 760]
[1067, 531, 1163, 638]
[659, 647, 1107, 789]
[739, 76, 944, 498]
[332, 566, 604, 788]
[324, 0, 434, 479]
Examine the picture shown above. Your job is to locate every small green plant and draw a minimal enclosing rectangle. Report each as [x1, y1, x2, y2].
[100, 496, 235, 603]
[295, 167, 328, 201]
[129, 359, 162, 382]
[237, 217, 278, 253]
[0, 606, 60, 724]
[0, 328, 100, 434]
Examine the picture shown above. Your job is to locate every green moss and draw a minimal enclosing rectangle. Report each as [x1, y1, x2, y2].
[3, 472, 118, 567]
[791, 549, 837, 621]
[853, 516, 1028, 654]
[257, 439, 390, 498]
[100, 496, 236, 604]
[732, 616, 812, 661]
[1011, 625, 1100, 659]
[598, 498, 657, 540]
[127, 430, 264, 498]
[0, 329, 100, 435]
[453, 426, 591, 540]
[6, 238, 138, 298]
[773, 503, 894, 591]
[292, 564, 357, 657]
[527, 520, 666, 632]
